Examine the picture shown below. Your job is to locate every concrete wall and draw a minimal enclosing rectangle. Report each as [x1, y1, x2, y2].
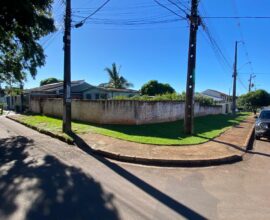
[219, 102, 233, 114]
[30, 98, 222, 125]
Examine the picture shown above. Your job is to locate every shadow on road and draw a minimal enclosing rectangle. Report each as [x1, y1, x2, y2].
[0, 136, 119, 220]
[71, 132, 207, 220]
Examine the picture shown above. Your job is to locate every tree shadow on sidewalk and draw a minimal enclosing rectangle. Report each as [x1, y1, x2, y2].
[70, 132, 207, 220]
[0, 136, 119, 220]
[194, 134, 270, 158]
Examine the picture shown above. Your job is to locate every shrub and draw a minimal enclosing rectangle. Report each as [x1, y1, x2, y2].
[0, 103, 4, 115]
[141, 80, 175, 96]
[113, 93, 215, 106]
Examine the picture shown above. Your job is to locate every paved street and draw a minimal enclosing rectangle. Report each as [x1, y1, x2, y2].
[0, 116, 270, 220]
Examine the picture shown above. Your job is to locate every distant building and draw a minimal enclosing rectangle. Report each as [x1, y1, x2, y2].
[201, 89, 232, 114]
[201, 89, 230, 103]
[0, 87, 22, 110]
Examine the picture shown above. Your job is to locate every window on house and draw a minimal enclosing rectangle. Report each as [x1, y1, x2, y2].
[100, 94, 107, 99]
[86, 94, 92, 100]
[95, 93, 100, 100]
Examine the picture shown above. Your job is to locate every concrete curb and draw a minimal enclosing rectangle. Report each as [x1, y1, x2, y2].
[245, 125, 255, 151]
[90, 148, 243, 167]
[6, 115, 255, 167]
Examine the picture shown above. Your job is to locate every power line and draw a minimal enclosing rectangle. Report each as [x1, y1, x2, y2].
[72, 1, 188, 28]
[166, 0, 188, 16]
[231, 0, 255, 90]
[43, 28, 63, 50]
[72, 17, 185, 26]
[199, 2, 233, 74]
[238, 77, 248, 91]
[202, 16, 270, 19]
[74, 0, 112, 27]
[153, 0, 187, 19]
[201, 20, 232, 70]
[73, 2, 180, 11]
[239, 72, 269, 75]
[175, 0, 190, 11]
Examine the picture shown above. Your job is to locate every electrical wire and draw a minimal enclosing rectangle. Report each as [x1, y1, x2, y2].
[73, 17, 185, 26]
[153, 0, 187, 19]
[238, 77, 248, 91]
[72, 1, 188, 28]
[231, 0, 255, 78]
[175, 0, 190, 12]
[166, 0, 188, 16]
[75, 0, 112, 26]
[201, 20, 232, 71]
[41, 26, 64, 50]
[199, 1, 233, 74]
[202, 16, 270, 19]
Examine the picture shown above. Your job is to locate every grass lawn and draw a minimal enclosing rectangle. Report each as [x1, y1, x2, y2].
[12, 112, 250, 145]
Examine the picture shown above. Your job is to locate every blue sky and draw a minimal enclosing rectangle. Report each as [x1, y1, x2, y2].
[25, 0, 270, 96]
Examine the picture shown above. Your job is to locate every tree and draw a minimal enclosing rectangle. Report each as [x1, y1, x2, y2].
[0, 0, 55, 83]
[141, 80, 175, 96]
[237, 90, 270, 111]
[103, 63, 133, 89]
[40, 78, 62, 86]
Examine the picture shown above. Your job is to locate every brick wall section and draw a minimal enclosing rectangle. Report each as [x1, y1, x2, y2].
[30, 98, 222, 125]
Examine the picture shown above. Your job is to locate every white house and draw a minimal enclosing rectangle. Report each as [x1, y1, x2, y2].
[201, 89, 230, 103]
[201, 89, 232, 114]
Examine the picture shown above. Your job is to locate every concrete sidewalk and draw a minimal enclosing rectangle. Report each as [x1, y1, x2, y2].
[80, 116, 255, 166]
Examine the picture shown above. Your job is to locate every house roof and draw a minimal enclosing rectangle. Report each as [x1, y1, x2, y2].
[202, 89, 228, 96]
[99, 87, 139, 93]
[59, 82, 95, 93]
[25, 80, 88, 93]
[200, 89, 230, 102]
[25, 80, 139, 95]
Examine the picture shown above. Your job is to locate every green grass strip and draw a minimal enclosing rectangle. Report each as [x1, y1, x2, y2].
[13, 112, 250, 145]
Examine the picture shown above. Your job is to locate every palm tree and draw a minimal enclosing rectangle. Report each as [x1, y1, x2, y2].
[103, 63, 133, 89]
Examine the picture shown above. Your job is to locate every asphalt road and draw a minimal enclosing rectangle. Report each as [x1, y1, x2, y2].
[0, 116, 270, 220]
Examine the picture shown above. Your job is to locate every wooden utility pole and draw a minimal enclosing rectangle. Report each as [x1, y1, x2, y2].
[63, 0, 72, 133]
[184, 0, 200, 134]
[248, 74, 255, 92]
[20, 83, 24, 113]
[232, 41, 238, 115]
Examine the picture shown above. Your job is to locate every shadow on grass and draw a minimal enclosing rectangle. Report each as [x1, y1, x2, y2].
[70, 132, 207, 220]
[14, 112, 249, 143]
[0, 136, 119, 220]
[92, 113, 249, 140]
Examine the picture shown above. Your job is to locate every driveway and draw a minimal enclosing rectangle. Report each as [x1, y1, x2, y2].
[0, 116, 270, 220]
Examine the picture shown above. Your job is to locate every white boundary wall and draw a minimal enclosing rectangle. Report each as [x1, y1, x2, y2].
[30, 98, 222, 125]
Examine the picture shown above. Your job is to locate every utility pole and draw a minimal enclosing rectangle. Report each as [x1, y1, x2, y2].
[248, 74, 256, 92]
[20, 83, 24, 113]
[63, 0, 72, 133]
[232, 41, 238, 115]
[184, 0, 200, 134]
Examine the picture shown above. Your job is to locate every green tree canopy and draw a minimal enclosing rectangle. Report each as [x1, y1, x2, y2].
[40, 77, 62, 86]
[237, 90, 270, 110]
[0, 0, 55, 83]
[140, 80, 175, 96]
[103, 63, 133, 89]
